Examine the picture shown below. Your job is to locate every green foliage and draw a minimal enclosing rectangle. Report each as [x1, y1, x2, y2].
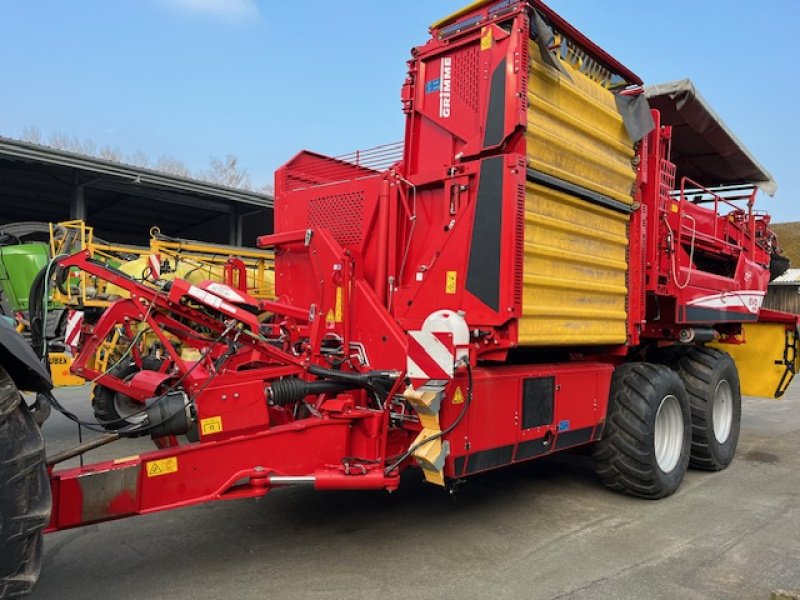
[771, 222, 800, 266]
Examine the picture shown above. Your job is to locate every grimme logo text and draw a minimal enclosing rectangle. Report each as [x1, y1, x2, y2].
[439, 57, 452, 118]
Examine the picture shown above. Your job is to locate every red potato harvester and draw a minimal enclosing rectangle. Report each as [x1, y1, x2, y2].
[1, 1, 796, 596]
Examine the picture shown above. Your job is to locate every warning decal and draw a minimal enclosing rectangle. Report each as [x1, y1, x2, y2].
[445, 271, 457, 295]
[201, 416, 224, 436]
[334, 287, 343, 322]
[452, 386, 465, 404]
[146, 457, 178, 478]
[480, 27, 493, 51]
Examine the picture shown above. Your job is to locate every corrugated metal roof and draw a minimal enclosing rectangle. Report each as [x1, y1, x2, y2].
[0, 136, 273, 208]
[771, 268, 800, 285]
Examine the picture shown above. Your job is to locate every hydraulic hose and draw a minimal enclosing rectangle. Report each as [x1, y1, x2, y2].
[268, 377, 357, 406]
[307, 364, 397, 405]
[307, 365, 372, 385]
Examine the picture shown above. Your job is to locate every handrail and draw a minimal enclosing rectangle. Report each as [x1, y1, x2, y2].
[679, 177, 757, 245]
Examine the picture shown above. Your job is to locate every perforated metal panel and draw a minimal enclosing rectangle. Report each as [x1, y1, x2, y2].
[514, 159, 526, 307]
[455, 46, 480, 114]
[307, 191, 365, 248]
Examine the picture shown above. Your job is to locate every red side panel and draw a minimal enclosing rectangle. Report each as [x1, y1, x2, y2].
[403, 7, 528, 176]
[442, 362, 614, 478]
[273, 154, 385, 307]
[392, 156, 525, 343]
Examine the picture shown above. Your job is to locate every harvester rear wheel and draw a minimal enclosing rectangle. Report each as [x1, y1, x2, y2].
[0, 367, 51, 598]
[592, 363, 691, 499]
[670, 347, 741, 471]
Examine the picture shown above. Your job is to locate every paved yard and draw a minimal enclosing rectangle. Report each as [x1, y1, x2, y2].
[31, 383, 800, 599]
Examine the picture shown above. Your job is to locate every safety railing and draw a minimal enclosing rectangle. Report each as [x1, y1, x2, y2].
[282, 141, 404, 192]
[674, 178, 758, 241]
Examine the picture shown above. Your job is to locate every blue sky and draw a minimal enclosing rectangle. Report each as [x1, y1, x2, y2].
[1, 0, 797, 220]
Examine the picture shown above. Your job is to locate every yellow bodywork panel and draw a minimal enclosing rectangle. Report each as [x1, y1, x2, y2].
[711, 323, 799, 399]
[527, 41, 636, 205]
[519, 182, 629, 346]
[48, 352, 85, 387]
[429, 0, 493, 30]
[104, 257, 275, 300]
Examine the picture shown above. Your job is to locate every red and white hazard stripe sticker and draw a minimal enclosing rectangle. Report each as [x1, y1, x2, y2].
[65, 310, 83, 352]
[148, 254, 161, 281]
[407, 331, 454, 380]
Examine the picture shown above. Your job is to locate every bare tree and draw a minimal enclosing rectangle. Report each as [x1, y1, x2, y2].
[155, 155, 191, 178]
[82, 139, 97, 156]
[46, 131, 74, 151]
[15, 126, 268, 192]
[98, 146, 123, 162]
[20, 125, 42, 145]
[128, 150, 150, 168]
[46, 132, 96, 155]
[205, 154, 252, 190]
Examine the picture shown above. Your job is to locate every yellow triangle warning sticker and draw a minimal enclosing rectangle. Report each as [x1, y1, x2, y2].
[325, 309, 335, 322]
[452, 386, 465, 405]
[146, 457, 178, 478]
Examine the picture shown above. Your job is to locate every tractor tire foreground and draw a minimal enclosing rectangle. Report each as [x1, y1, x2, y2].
[592, 363, 692, 499]
[0, 367, 50, 599]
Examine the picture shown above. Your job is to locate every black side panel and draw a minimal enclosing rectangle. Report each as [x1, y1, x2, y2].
[684, 306, 759, 323]
[466, 157, 503, 311]
[465, 444, 514, 474]
[522, 377, 554, 429]
[453, 456, 466, 477]
[515, 437, 550, 461]
[483, 59, 507, 148]
[554, 426, 594, 450]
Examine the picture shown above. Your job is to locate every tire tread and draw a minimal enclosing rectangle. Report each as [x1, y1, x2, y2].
[669, 347, 741, 471]
[0, 368, 50, 598]
[592, 362, 691, 499]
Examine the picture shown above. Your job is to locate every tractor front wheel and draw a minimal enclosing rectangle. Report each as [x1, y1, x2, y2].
[0, 367, 51, 598]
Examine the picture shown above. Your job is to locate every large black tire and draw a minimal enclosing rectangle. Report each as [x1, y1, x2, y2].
[670, 347, 741, 471]
[592, 363, 691, 499]
[0, 367, 51, 598]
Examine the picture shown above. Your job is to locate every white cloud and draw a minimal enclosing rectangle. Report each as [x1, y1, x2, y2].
[160, 0, 260, 23]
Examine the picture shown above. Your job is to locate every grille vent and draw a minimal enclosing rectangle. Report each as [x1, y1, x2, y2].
[456, 46, 480, 113]
[308, 191, 365, 248]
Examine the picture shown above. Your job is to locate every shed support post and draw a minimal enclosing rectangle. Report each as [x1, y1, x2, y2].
[229, 212, 240, 246]
[70, 185, 86, 220]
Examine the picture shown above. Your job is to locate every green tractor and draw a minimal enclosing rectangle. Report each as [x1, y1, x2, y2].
[0, 223, 67, 351]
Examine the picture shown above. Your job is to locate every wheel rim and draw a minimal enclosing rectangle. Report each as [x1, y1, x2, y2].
[114, 393, 148, 425]
[654, 394, 684, 473]
[712, 379, 733, 444]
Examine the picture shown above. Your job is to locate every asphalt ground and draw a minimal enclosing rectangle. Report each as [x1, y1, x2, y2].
[28, 382, 800, 599]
